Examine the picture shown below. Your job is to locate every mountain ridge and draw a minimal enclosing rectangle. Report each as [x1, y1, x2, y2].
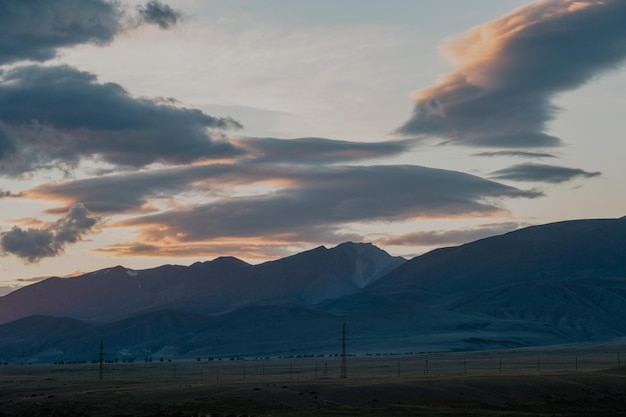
[373, 217, 626, 294]
[1, 216, 626, 362]
[0, 242, 404, 323]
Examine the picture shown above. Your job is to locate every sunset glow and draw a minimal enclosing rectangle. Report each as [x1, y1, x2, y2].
[1, 0, 625, 294]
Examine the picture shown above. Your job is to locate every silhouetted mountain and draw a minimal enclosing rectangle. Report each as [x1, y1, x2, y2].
[356, 216, 626, 349]
[374, 217, 626, 294]
[0, 242, 404, 323]
[1, 217, 626, 362]
[0, 257, 252, 323]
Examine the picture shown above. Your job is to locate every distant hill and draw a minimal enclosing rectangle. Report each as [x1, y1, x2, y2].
[1, 217, 626, 362]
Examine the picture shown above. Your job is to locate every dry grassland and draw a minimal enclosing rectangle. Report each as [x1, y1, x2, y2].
[1, 352, 626, 416]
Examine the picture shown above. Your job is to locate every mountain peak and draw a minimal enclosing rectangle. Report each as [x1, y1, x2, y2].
[334, 241, 374, 250]
[211, 256, 250, 266]
[0, 242, 405, 323]
[329, 242, 406, 288]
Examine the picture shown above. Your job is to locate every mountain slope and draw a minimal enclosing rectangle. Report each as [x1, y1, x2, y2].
[1, 217, 626, 362]
[0, 257, 253, 323]
[233, 242, 405, 304]
[0, 242, 404, 323]
[374, 217, 626, 294]
[0, 307, 344, 362]
[354, 216, 626, 349]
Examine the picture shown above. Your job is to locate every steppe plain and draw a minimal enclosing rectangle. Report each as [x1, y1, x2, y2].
[2, 345, 626, 416]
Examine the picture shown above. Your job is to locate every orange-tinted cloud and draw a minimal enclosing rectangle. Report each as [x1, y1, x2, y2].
[111, 165, 539, 249]
[379, 222, 522, 247]
[398, 0, 626, 149]
[93, 238, 304, 263]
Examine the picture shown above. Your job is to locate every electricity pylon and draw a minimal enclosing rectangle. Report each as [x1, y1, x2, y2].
[98, 340, 104, 381]
[340, 323, 349, 379]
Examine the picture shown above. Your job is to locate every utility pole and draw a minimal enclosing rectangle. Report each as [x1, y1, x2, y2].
[340, 323, 349, 379]
[98, 340, 104, 381]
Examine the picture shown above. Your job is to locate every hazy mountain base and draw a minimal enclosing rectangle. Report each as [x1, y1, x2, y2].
[2, 275, 626, 362]
[0, 303, 607, 363]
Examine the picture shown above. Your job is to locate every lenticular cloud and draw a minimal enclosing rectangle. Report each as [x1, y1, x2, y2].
[397, 0, 626, 149]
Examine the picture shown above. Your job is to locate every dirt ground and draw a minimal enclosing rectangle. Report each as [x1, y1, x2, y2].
[1, 360, 626, 417]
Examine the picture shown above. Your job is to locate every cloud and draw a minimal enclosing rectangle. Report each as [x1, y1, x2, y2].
[1, 203, 100, 263]
[28, 136, 416, 214]
[0, 0, 184, 66]
[489, 163, 601, 183]
[397, 0, 626, 148]
[0, 283, 20, 296]
[113, 165, 540, 249]
[379, 222, 522, 247]
[0, 270, 84, 295]
[235, 136, 413, 164]
[0, 122, 15, 158]
[0, 189, 22, 198]
[473, 151, 557, 159]
[93, 240, 307, 261]
[29, 163, 242, 214]
[0, 65, 242, 176]
[137, 0, 183, 29]
[30, 158, 542, 218]
[0, 0, 121, 65]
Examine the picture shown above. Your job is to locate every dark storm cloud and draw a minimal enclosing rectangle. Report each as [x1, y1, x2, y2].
[489, 163, 601, 183]
[0, 0, 121, 65]
[0, 65, 242, 176]
[0, 203, 100, 263]
[397, 0, 626, 148]
[117, 165, 540, 243]
[137, 0, 183, 29]
[236, 137, 412, 163]
[0, 0, 184, 65]
[473, 151, 557, 159]
[380, 222, 522, 247]
[0, 123, 15, 158]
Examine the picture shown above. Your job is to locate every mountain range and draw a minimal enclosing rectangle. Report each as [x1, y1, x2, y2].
[0, 217, 625, 362]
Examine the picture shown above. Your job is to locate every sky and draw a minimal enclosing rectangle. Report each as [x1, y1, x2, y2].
[1, 0, 625, 294]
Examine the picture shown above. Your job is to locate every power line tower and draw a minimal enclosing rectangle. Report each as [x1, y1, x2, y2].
[98, 340, 104, 381]
[339, 323, 349, 379]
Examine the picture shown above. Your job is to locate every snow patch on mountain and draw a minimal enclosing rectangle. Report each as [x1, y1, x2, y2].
[334, 242, 405, 288]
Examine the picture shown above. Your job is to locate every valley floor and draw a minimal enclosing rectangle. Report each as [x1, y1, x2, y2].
[2, 351, 626, 416]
